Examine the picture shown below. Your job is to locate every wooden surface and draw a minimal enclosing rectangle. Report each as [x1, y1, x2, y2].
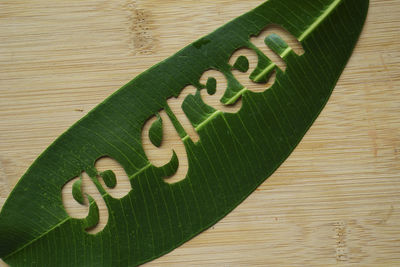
[0, 0, 399, 266]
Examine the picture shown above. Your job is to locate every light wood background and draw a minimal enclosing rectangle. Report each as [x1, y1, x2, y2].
[0, 0, 399, 266]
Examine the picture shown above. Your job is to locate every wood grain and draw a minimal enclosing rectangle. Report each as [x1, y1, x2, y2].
[0, 0, 399, 266]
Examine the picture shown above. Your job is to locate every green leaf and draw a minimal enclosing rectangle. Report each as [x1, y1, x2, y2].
[0, 0, 368, 266]
[72, 177, 84, 205]
[148, 114, 163, 148]
[206, 77, 217, 95]
[83, 194, 100, 231]
[100, 170, 117, 189]
[233, 55, 250, 73]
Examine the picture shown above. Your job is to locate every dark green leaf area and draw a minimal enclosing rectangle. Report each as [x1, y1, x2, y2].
[83, 194, 99, 230]
[149, 114, 163, 148]
[161, 150, 179, 178]
[72, 178, 84, 205]
[233, 55, 250, 73]
[100, 170, 117, 189]
[206, 77, 217, 95]
[193, 37, 211, 49]
[183, 91, 217, 128]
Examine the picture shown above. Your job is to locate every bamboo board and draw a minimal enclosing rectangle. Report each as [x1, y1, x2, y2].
[0, 0, 399, 266]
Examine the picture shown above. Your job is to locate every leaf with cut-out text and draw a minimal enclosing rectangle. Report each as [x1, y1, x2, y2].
[0, 0, 368, 266]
